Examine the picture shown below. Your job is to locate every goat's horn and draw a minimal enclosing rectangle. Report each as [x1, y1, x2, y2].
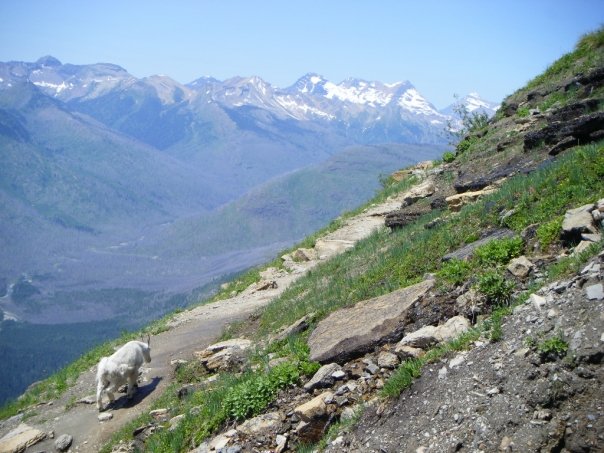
[147, 334, 150, 346]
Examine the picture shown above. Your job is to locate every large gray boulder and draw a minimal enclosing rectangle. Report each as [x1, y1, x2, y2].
[308, 280, 434, 363]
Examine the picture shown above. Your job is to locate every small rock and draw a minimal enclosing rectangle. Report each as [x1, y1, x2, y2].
[223, 446, 242, 453]
[364, 362, 380, 375]
[77, 395, 96, 405]
[547, 308, 560, 319]
[377, 351, 400, 369]
[401, 178, 436, 207]
[582, 232, 602, 242]
[437, 316, 471, 342]
[581, 262, 601, 275]
[304, 363, 343, 391]
[398, 325, 440, 349]
[294, 392, 333, 421]
[149, 408, 170, 421]
[272, 313, 314, 342]
[394, 344, 424, 359]
[168, 414, 185, 431]
[446, 187, 498, 212]
[275, 434, 288, 453]
[585, 283, 604, 300]
[340, 407, 356, 421]
[54, 433, 73, 452]
[237, 412, 283, 437]
[98, 412, 113, 422]
[170, 358, 189, 366]
[331, 435, 344, 446]
[456, 288, 486, 316]
[507, 256, 534, 278]
[209, 433, 231, 451]
[499, 435, 513, 451]
[533, 409, 552, 420]
[254, 280, 278, 291]
[438, 366, 448, 379]
[293, 248, 318, 262]
[449, 353, 467, 368]
[331, 370, 346, 380]
[574, 366, 595, 378]
[529, 293, 547, 311]
[487, 387, 500, 396]
[572, 240, 594, 257]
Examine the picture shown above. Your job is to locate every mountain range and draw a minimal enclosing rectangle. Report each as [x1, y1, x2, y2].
[0, 56, 498, 326]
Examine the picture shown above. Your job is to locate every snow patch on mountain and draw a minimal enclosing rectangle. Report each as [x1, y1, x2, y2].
[397, 88, 439, 115]
[32, 80, 73, 95]
[274, 96, 335, 120]
[323, 81, 393, 106]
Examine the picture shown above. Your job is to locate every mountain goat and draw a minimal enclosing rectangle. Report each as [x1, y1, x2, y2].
[96, 335, 151, 411]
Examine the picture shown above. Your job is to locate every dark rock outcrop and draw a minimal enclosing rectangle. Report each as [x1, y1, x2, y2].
[384, 211, 422, 229]
[524, 111, 604, 154]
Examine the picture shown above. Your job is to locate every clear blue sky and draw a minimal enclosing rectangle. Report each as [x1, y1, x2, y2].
[0, 0, 602, 108]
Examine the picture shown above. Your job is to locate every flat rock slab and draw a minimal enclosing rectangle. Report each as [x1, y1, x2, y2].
[0, 423, 46, 453]
[442, 229, 516, 262]
[308, 280, 434, 363]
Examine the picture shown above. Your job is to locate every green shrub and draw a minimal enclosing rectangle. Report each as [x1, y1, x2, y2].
[516, 107, 530, 118]
[474, 237, 523, 267]
[485, 306, 511, 342]
[456, 136, 478, 154]
[442, 151, 456, 163]
[224, 361, 300, 420]
[437, 258, 472, 286]
[477, 271, 515, 305]
[538, 336, 568, 358]
[536, 217, 563, 250]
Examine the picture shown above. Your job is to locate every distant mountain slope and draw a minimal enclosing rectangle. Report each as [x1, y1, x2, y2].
[132, 143, 443, 259]
[0, 56, 477, 326]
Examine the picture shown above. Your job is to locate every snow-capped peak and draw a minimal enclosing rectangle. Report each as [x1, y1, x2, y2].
[397, 87, 440, 116]
[464, 92, 497, 112]
[440, 93, 500, 118]
[322, 78, 394, 106]
[290, 73, 328, 95]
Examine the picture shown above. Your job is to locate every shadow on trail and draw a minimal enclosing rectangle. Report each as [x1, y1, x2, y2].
[109, 376, 163, 411]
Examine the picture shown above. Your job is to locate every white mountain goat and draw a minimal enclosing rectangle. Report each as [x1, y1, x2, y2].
[96, 335, 151, 410]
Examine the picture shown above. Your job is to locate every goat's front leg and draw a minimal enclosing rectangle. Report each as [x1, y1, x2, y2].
[96, 380, 105, 411]
[126, 372, 137, 399]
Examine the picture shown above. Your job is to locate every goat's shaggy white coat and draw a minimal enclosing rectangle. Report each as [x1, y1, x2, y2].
[96, 340, 151, 410]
